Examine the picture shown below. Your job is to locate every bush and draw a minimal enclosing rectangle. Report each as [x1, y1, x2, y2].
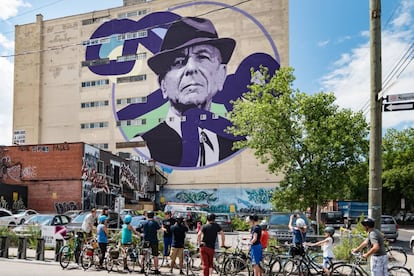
[0, 226, 19, 246]
[333, 216, 367, 261]
[231, 216, 249, 231]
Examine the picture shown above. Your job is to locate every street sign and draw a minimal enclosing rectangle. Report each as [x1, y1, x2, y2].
[383, 101, 414, 112]
[386, 92, 414, 102]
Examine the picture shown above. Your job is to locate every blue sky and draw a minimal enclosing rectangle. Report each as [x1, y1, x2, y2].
[1, 0, 413, 145]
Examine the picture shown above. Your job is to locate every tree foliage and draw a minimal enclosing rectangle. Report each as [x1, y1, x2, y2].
[382, 128, 414, 212]
[227, 67, 369, 217]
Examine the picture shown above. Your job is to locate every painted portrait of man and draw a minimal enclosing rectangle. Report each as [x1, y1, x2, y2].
[132, 17, 240, 167]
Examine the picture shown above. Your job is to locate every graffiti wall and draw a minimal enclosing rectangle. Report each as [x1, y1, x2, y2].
[84, 1, 283, 170]
[162, 187, 274, 213]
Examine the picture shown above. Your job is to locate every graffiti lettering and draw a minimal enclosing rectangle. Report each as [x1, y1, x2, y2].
[18, 146, 30, 151]
[120, 162, 138, 190]
[81, 160, 109, 193]
[245, 188, 272, 204]
[175, 191, 217, 204]
[54, 201, 81, 214]
[31, 146, 49, 152]
[53, 144, 70, 151]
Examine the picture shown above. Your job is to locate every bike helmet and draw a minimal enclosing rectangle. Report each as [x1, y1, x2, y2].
[124, 214, 132, 224]
[361, 218, 375, 228]
[99, 215, 107, 223]
[296, 218, 306, 228]
[147, 211, 155, 218]
[260, 220, 268, 230]
[324, 226, 335, 236]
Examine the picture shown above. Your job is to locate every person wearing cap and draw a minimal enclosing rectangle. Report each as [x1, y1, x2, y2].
[170, 216, 189, 274]
[161, 210, 175, 266]
[138, 211, 162, 274]
[81, 208, 97, 239]
[197, 213, 225, 276]
[133, 17, 239, 167]
[97, 215, 109, 269]
[121, 214, 139, 272]
[288, 214, 307, 257]
[352, 218, 387, 276]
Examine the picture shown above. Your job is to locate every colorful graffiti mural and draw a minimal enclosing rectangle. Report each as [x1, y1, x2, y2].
[162, 187, 274, 213]
[85, 2, 281, 170]
[1, 155, 37, 181]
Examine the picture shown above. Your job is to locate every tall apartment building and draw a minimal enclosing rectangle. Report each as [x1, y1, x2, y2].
[13, 0, 288, 213]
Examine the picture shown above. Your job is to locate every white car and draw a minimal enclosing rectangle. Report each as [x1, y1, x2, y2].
[13, 209, 39, 225]
[0, 208, 20, 227]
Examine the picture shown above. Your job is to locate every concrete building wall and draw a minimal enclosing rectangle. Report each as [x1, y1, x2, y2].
[13, 0, 289, 212]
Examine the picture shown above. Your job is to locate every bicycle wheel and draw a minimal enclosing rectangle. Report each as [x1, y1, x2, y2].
[387, 248, 407, 267]
[388, 266, 413, 276]
[331, 263, 364, 276]
[59, 245, 71, 269]
[268, 258, 282, 276]
[223, 256, 251, 276]
[282, 258, 299, 276]
[126, 247, 140, 272]
[80, 247, 94, 270]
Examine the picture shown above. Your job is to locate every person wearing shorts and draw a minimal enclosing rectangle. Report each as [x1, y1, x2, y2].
[170, 216, 189, 274]
[247, 214, 262, 276]
[139, 211, 161, 274]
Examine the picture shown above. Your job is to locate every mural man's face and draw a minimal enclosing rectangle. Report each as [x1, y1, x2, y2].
[161, 44, 227, 114]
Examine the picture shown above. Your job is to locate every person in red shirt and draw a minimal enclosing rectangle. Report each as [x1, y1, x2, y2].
[260, 220, 270, 250]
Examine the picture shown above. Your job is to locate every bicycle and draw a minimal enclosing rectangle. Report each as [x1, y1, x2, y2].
[141, 242, 153, 276]
[332, 252, 413, 276]
[123, 243, 142, 273]
[80, 237, 103, 270]
[58, 231, 84, 269]
[106, 241, 123, 273]
[385, 243, 407, 267]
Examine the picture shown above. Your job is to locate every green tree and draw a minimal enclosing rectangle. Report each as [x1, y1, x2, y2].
[382, 128, 414, 214]
[227, 67, 369, 218]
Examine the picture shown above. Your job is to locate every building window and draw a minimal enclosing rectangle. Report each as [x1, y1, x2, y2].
[117, 30, 148, 41]
[116, 96, 147, 105]
[200, 114, 207, 120]
[181, 116, 186, 122]
[92, 143, 109, 149]
[116, 118, 146, 127]
[82, 36, 110, 46]
[81, 79, 110, 88]
[118, 9, 147, 19]
[116, 74, 146, 83]
[212, 113, 219, 119]
[80, 122, 109, 129]
[116, 52, 147, 62]
[82, 58, 110, 67]
[82, 16, 110, 25]
[81, 100, 109, 109]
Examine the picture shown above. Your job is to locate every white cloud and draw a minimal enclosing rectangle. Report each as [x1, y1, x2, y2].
[0, 0, 31, 20]
[0, 33, 14, 51]
[321, 3, 414, 130]
[0, 56, 13, 145]
[317, 39, 330, 48]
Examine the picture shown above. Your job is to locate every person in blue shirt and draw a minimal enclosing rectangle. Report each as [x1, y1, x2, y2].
[121, 214, 139, 271]
[138, 211, 161, 274]
[247, 214, 262, 276]
[288, 214, 307, 257]
[97, 215, 109, 269]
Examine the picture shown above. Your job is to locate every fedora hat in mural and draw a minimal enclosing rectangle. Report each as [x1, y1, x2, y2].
[148, 17, 236, 75]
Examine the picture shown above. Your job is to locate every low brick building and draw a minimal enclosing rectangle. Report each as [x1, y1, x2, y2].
[0, 142, 166, 213]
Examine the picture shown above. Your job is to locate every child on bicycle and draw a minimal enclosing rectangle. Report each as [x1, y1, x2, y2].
[306, 226, 335, 276]
[121, 214, 139, 272]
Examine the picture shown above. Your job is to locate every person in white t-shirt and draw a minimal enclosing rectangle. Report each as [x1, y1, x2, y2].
[306, 226, 335, 276]
[81, 208, 97, 238]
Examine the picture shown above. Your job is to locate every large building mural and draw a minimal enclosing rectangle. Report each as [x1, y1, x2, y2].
[84, 1, 281, 170]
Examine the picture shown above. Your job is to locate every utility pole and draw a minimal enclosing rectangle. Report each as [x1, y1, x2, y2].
[369, 0, 382, 228]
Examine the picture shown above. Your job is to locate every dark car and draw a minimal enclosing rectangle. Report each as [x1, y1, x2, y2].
[321, 211, 345, 229]
[172, 210, 207, 230]
[65, 209, 121, 232]
[215, 213, 233, 232]
[268, 212, 315, 242]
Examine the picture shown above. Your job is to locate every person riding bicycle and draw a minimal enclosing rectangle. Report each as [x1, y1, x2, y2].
[306, 226, 335, 276]
[81, 208, 97, 239]
[288, 214, 307, 257]
[170, 215, 189, 275]
[138, 210, 161, 274]
[248, 214, 263, 276]
[121, 214, 139, 272]
[97, 215, 109, 269]
[352, 218, 388, 276]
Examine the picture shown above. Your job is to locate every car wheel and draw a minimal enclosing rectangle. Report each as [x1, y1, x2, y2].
[20, 219, 25, 225]
[411, 241, 414, 254]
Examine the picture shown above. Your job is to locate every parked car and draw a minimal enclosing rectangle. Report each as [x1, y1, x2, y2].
[65, 209, 121, 232]
[321, 211, 344, 229]
[0, 208, 20, 227]
[172, 210, 207, 230]
[215, 213, 233, 232]
[63, 209, 83, 219]
[268, 212, 316, 242]
[13, 214, 71, 235]
[119, 209, 140, 220]
[381, 215, 398, 242]
[13, 209, 39, 225]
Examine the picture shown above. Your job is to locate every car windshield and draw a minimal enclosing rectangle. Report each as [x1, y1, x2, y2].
[269, 214, 307, 226]
[72, 212, 89, 223]
[215, 215, 228, 221]
[26, 215, 53, 225]
[382, 217, 395, 224]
